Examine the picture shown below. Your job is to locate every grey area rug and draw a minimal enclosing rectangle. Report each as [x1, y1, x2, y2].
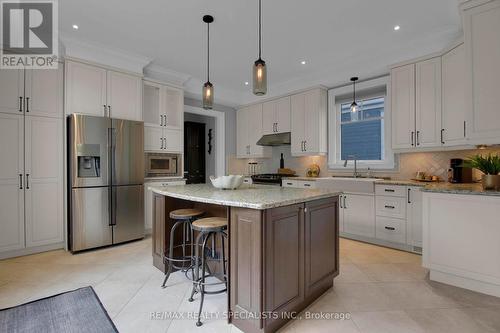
[0, 286, 118, 333]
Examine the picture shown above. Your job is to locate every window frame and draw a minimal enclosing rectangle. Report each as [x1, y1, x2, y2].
[328, 76, 396, 170]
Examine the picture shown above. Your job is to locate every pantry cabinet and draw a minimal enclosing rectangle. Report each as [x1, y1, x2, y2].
[0, 69, 24, 115]
[65, 60, 142, 121]
[290, 88, 327, 156]
[236, 104, 271, 158]
[462, 0, 500, 144]
[262, 96, 291, 135]
[0, 78, 64, 257]
[442, 44, 467, 146]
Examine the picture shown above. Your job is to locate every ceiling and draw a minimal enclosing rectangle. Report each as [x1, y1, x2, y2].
[60, 0, 462, 107]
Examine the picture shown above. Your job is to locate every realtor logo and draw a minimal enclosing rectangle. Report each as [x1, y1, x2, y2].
[1, 0, 58, 69]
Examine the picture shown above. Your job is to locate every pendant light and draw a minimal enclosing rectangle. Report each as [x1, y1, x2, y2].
[350, 77, 359, 113]
[253, 0, 267, 95]
[202, 15, 214, 109]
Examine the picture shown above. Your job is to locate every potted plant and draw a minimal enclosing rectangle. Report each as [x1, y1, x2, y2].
[463, 154, 500, 190]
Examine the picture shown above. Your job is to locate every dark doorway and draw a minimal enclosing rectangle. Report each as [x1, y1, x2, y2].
[184, 121, 206, 184]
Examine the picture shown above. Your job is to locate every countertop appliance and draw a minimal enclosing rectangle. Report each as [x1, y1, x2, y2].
[68, 114, 145, 252]
[251, 173, 296, 186]
[450, 158, 473, 183]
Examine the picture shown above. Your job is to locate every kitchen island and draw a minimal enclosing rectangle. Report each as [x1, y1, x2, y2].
[150, 184, 341, 333]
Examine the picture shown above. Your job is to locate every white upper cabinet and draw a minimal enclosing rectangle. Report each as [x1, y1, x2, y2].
[24, 67, 64, 118]
[0, 114, 25, 252]
[65, 60, 142, 121]
[290, 88, 327, 156]
[415, 57, 442, 148]
[65, 60, 107, 117]
[262, 96, 291, 135]
[142, 80, 184, 153]
[106, 70, 142, 121]
[0, 69, 24, 115]
[24, 116, 64, 247]
[442, 44, 467, 146]
[463, 0, 500, 143]
[391, 64, 416, 149]
[236, 105, 271, 158]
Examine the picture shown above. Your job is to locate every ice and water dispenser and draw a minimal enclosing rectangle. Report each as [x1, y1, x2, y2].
[77, 144, 101, 178]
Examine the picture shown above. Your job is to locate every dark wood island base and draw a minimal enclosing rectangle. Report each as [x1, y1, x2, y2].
[152, 190, 339, 333]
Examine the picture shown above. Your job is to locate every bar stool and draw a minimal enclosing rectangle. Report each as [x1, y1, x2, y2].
[161, 208, 204, 288]
[188, 217, 228, 327]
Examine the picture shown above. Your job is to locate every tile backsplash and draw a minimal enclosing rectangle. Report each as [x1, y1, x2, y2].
[227, 146, 500, 182]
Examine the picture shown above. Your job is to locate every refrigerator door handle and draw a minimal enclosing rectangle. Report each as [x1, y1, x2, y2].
[111, 186, 117, 226]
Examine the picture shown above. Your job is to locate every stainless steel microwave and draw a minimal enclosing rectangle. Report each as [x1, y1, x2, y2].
[145, 153, 180, 177]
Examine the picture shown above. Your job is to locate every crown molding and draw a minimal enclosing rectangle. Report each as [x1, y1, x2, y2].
[143, 64, 191, 87]
[60, 35, 152, 74]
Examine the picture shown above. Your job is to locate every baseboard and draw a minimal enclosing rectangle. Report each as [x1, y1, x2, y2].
[430, 270, 500, 298]
[0, 242, 65, 260]
[145, 227, 152, 235]
[340, 233, 421, 254]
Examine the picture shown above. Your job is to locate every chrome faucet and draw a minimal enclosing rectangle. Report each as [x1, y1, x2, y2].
[343, 155, 359, 178]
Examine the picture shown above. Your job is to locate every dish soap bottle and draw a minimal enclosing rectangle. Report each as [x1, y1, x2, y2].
[280, 153, 284, 169]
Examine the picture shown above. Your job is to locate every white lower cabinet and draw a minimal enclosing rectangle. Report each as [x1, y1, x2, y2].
[407, 186, 423, 248]
[144, 179, 186, 231]
[0, 115, 63, 257]
[24, 117, 64, 247]
[340, 194, 375, 238]
[0, 114, 25, 252]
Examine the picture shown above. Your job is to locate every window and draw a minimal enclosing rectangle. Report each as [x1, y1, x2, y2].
[340, 97, 385, 161]
[328, 76, 395, 170]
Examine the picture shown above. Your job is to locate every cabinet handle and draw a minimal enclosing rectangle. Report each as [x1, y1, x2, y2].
[26, 174, 30, 189]
[408, 188, 411, 204]
[463, 121, 466, 138]
[384, 205, 395, 209]
[411, 131, 414, 146]
[286, 182, 293, 186]
[164, 115, 167, 126]
[416, 131, 420, 146]
[343, 196, 347, 209]
[441, 129, 445, 145]
[103, 105, 107, 116]
[339, 196, 343, 209]
[108, 105, 111, 117]
[160, 115, 163, 126]
[25, 97, 29, 112]
[275, 123, 278, 132]
[19, 97, 23, 112]
[304, 183, 311, 187]
[384, 189, 395, 192]
[304, 140, 307, 151]
[19, 174, 23, 189]
[160, 138, 164, 149]
[163, 138, 166, 150]
[385, 226, 396, 231]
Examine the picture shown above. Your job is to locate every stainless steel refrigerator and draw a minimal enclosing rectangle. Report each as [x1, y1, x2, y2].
[68, 114, 145, 252]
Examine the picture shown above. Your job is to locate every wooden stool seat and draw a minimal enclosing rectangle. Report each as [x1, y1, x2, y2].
[169, 208, 205, 220]
[192, 217, 227, 232]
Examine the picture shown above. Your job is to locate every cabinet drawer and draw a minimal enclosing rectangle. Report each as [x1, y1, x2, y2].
[282, 180, 316, 189]
[376, 216, 406, 244]
[376, 196, 407, 219]
[375, 185, 407, 197]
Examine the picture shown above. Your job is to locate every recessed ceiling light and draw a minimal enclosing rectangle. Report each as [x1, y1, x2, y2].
[394, 25, 400, 31]
[245, 81, 249, 86]
[301, 60, 307, 65]
[72, 24, 79, 30]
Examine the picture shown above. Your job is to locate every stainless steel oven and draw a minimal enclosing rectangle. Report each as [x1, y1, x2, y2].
[145, 153, 180, 177]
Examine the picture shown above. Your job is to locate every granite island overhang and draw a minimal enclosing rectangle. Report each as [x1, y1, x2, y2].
[150, 184, 341, 333]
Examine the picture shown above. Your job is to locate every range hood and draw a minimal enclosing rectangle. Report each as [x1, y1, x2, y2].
[256, 132, 291, 146]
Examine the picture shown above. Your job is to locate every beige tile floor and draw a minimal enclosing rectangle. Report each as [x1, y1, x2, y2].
[1, 237, 500, 333]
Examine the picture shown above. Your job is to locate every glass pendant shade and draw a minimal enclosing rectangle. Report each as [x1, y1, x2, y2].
[350, 101, 358, 113]
[253, 58, 267, 95]
[202, 81, 214, 109]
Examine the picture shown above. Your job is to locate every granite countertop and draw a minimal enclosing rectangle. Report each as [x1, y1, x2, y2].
[421, 182, 500, 196]
[150, 184, 342, 210]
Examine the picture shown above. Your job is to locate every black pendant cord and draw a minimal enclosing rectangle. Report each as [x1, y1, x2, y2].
[207, 21, 210, 82]
[353, 80, 356, 101]
[258, 0, 262, 59]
